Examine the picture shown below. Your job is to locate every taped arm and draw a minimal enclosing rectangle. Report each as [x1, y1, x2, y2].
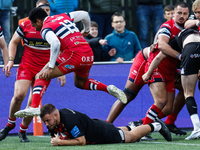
[69, 11, 90, 32]
[44, 30, 61, 68]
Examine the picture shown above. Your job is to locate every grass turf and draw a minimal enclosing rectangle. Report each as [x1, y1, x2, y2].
[1, 131, 200, 150]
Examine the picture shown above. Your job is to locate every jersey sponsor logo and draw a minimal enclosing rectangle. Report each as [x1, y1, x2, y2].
[74, 41, 88, 45]
[70, 36, 85, 42]
[82, 56, 94, 62]
[65, 64, 75, 69]
[190, 54, 200, 58]
[70, 125, 81, 138]
[27, 40, 50, 47]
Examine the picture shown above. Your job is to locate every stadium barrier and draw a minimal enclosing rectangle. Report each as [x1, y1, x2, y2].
[0, 61, 198, 134]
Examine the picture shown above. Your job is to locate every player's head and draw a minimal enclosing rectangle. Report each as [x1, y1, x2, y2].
[173, 2, 189, 27]
[111, 12, 126, 34]
[36, 0, 50, 16]
[29, 7, 48, 31]
[192, 0, 200, 19]
[164, 5, 175, 21]
[90, 21, 98, 38]
[40, 103, 59, 130]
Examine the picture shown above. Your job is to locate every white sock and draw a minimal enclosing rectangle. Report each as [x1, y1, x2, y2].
[191, 114, 200, 131]
[151, 122, 161, 132]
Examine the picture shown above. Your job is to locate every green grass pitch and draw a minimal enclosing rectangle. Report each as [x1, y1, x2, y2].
[1, 131, 200, 150]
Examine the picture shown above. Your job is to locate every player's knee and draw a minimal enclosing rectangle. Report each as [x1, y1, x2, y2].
[13, 94, 25, 104]
[123, 88, 138, 101]
[163, 108, 173, 116]
[74, 82, 83, 89]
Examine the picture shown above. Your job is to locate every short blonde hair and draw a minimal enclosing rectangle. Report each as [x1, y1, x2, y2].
[192, 0, 200, 12]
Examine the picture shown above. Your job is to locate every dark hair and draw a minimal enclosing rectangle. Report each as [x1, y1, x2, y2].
[164, 5, 174, 12]
[175, 1, 189, 9]
[29, 7, 48, 23]
[91, 21, 98, 28]
[40, 103, 56, 118]
[111, 12, 124, 22]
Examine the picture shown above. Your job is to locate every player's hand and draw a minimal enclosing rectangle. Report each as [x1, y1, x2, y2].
[39, 67, 53, 80]
[51, 134, 60, 146]
[142, 72, 150, 83]
[57, 75, 66, 87]
[116, 57, 124, 63]
[4, 61, 14, 77]
[150, 42, 157, 52]
[81, 30, 89, 37]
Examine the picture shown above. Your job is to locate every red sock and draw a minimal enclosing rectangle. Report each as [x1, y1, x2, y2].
[158, 111, 167, 119]
[7, 117, 16, 128]
[142, 118, 145, 123]
[165, 113, 178, 125]
[82, 78, 108, 92]
[31, 78, 50, 108]
[19, 123, 28, 133]
[143, 104, 161, 125]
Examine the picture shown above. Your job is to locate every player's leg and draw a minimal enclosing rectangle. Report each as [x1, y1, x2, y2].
[182, 74, 200, 140]
[106, 80, 142, 123]
[0, 80, 32, 141]
[19, 84, 34, 142]
[143, 82, 167, 125]
[158, 92, 175, 118]
[106, 50, 146, 123]
[14, 64, 63, 117]
[165, 83, 186, 135]
[30, 64, 63, 108]
[73, 72, 127, 104]
[122, 121, 171, 143]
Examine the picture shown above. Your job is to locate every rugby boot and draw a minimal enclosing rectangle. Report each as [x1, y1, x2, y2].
[14, 107, 40, 118]
[18, 132, 30, 142]
[155, 118, 172, 141]
[107, 85, 127, 104]
[0, 124, 15, 141]
[165, 123, 187, 136]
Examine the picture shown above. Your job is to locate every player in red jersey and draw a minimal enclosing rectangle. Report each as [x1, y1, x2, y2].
[141, 2, 189, 127]
[14, 7, 127, 118]
[106, 46, 186, 139]
[0, 0, 66, 142]
[0, 25, 9, 73]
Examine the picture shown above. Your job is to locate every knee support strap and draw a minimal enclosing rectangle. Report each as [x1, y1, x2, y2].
[123, 88, 138, 100]
[185, 96, 197, 116]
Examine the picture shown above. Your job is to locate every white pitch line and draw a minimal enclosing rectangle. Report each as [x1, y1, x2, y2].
[143, 141, 200, 146]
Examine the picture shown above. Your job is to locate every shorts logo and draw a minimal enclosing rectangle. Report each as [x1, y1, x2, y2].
[65, 65, 75, 69]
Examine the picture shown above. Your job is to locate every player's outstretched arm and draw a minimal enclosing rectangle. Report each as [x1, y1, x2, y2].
[51, 134, 86, 146]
